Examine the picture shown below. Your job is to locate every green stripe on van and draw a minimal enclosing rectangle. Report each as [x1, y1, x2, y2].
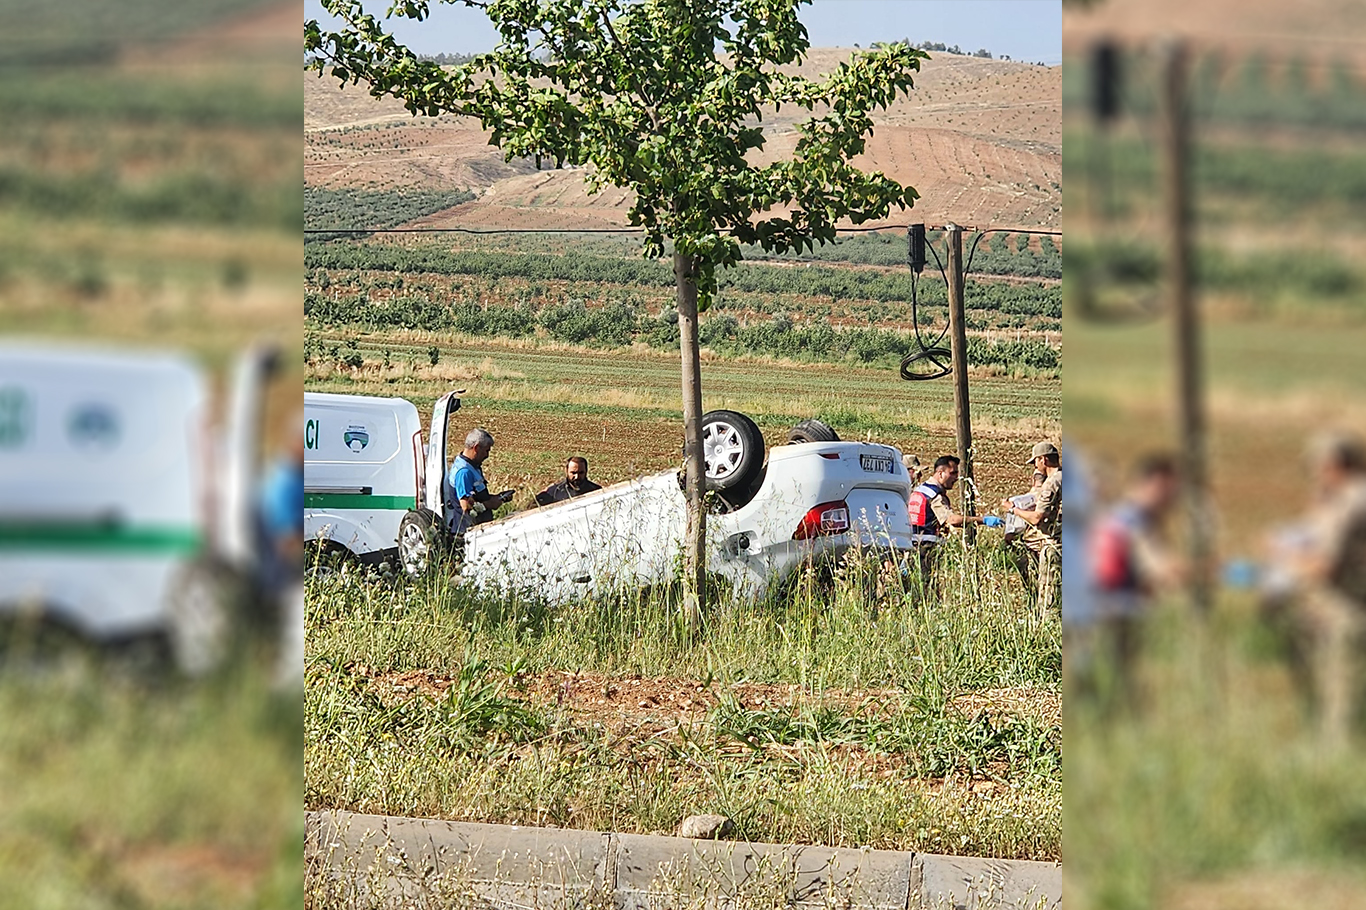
[0, 523, 202, 553]
[305, 493, 415, 511]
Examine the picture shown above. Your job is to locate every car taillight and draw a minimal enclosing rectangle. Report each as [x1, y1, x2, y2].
[793, 500, 850, 540]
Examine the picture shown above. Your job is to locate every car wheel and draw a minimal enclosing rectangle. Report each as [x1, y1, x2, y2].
[398, 509, 441, 579]
[701, 410, 765, 492]
[787, 418, 840, 444]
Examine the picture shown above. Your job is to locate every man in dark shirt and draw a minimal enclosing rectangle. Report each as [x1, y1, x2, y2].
[535, 456, 602, 506]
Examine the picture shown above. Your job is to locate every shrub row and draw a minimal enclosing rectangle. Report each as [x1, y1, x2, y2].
[304, 187, 478, 238]
[304, 243, 1063, 316]
[305, 293, 1059, 372]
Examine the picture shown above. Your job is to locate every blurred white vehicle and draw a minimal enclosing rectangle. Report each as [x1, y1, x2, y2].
[303, 392, 424, 567]
[0, 341, 285, 674]
[398, 396, 916, 602]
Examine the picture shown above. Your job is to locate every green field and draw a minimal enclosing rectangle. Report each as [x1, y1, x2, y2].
[306, 533, 1061, 863]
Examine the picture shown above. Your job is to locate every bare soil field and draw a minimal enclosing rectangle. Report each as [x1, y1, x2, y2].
[1063, 0, 1366, 59]
[305, 50, 1060, 229]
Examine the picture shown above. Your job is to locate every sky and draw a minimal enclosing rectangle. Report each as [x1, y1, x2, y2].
[303, 1, 1062, 66]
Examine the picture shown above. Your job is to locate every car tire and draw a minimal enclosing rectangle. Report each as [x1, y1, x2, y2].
[398, 509, 442, 579]
[701, 410, 765, 493]
[787, 418, 840, 444]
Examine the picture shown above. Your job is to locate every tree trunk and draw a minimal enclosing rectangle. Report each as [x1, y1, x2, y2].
[674, 251, 706, 629]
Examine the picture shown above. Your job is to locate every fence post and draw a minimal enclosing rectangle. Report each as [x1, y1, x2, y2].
[1161, 40, 1212, 613]
[946, 224, 976, 541]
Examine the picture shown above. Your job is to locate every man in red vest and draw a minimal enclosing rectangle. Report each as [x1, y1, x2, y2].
[907, 455, 990, 589]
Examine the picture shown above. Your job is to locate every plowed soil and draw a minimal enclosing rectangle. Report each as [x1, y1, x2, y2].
[305, 50, 1060, 230]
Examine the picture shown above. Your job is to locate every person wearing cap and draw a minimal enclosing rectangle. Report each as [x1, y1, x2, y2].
[1002, 441, 1063, 616]
[1266, 430, 1366, 746]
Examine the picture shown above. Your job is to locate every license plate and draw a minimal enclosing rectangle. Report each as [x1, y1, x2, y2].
[860, 454, 893, 473]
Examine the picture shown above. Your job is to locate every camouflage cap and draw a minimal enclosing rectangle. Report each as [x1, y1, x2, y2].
[1023, 441, 1060, 465]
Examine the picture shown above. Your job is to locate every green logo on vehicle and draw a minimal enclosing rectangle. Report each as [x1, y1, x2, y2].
[0, 386, 31, 449]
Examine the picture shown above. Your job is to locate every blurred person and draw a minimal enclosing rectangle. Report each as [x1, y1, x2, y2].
[1087, 453, 1183, 699]
[446, 428, 515, 533]
[1002, 441, 1063, 617]
[534, 456, 602, 506]
[1060, 445, 1099, 672]
[1264, 431, 1366, 746]
[257, 429, 305, 589]
[257, 427, 304, 690]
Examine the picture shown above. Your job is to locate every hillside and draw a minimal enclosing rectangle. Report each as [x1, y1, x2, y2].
[305, 49, 1060, 231]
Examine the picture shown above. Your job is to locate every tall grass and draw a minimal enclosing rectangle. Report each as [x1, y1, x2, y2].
[1066, 602, 1366, 909]
[0, 667, 301, 908]
[305, 540, 1061, 860]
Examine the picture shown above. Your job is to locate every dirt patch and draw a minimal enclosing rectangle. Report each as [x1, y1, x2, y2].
[1063, 0, 1366, 61]
[354, 665, 1060, 741]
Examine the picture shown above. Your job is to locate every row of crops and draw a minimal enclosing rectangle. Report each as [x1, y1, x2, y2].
[305, 244, 1062, 316]
[305, 292, 1060, 374]
[303, 187, 478, 239]
[1062, 49, 1366, 132]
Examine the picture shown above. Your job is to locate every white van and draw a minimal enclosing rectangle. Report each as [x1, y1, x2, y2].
[0, 341, 286, 675]
[303, 392, 425, 565]
[0, 344, 207, 642]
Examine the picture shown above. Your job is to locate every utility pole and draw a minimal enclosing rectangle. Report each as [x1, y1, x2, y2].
[675, 251, 706, 631]
[945, 224, 976, 541]
[1161, 40, 1211, 612]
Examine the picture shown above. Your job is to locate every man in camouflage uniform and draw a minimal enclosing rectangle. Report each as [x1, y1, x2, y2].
[1003, 441, 1062, 617]
[1273, 431, 1366, 746]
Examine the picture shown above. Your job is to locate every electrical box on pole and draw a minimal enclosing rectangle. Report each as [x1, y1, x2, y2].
[908, 224, 926, 274]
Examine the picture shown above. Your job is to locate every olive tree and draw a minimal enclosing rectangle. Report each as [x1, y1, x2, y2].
[306, 0, 926, 618]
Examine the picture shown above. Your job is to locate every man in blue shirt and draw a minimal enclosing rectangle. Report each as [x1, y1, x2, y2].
[446, 427, 515, 534]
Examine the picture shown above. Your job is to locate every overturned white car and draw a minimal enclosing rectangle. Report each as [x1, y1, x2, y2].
[399, 393, 919, 602]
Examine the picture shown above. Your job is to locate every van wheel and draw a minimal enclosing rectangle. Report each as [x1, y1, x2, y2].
[701, 410, 764, 492]
[166, 559, 240, 676]
[305, 541, 354, 579]
[787, 418, 840, 444]
[398, 509, 441, 579]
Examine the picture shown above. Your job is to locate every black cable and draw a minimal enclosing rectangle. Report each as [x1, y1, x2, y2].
[900, 238, 953, 381]
[899, 226, 1061, 381]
